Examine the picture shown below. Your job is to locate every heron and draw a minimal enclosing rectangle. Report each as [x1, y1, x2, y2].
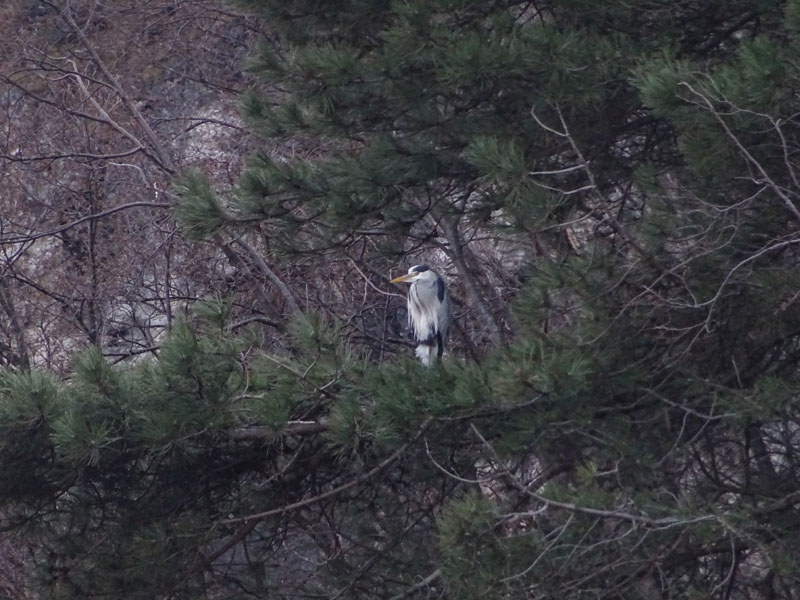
[390, 265, 451, 366]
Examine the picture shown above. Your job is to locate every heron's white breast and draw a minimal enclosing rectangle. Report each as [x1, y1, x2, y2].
[408, 282, 439, 343]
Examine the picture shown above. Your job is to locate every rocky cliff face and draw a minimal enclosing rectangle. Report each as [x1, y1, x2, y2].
[0, 1, 261, 373]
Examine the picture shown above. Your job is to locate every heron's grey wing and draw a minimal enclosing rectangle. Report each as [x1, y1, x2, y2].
[436, 279, 450, 343]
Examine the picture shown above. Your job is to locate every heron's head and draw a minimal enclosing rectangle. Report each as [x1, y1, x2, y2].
[390, 264, 435, 284]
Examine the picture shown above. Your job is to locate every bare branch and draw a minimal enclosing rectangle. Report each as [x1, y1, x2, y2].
[0, 202, 171, 245]
[53, 0, 176, 173]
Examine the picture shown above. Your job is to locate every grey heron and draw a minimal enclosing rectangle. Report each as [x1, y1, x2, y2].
[390, 265, 451, 366]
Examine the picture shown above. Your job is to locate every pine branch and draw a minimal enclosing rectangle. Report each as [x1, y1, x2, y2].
[229, 420, 328, 441]
[387, 568, 442, 600]
[232, 238, 301, 315]
[470, 424, 719, 528]
[222, 417, 433, 524]
[678, 80, 800, 223]
[212, 235, 286, 328]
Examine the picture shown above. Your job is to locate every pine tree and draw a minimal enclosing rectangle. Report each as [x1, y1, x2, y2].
[4, 0, 800, 598]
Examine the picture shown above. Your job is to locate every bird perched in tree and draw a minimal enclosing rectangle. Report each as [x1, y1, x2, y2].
[390, 265, 451, 366]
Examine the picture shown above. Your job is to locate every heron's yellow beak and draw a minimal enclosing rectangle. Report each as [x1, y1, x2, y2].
[390, 273, 414, 283]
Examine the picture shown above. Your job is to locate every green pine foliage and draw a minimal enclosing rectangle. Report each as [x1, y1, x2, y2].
[6, 0, 800, 597]
[173, 170, 232, 240]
